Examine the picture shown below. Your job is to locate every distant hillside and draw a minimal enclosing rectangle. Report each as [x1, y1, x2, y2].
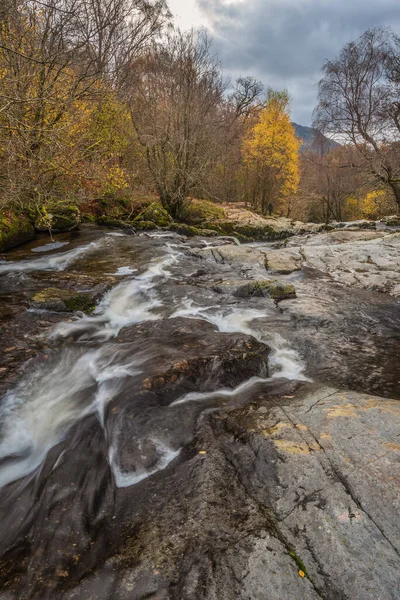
[292, 123, 341, 153]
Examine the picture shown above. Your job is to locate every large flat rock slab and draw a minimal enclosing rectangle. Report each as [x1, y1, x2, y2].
[191, 244, 267, 267]
[300, 233, 400, 295]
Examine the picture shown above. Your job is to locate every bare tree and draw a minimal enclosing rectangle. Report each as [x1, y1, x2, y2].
[314, 28, 400, 207]
[230, 76, 263, 118]
[126, 29, 226, 219]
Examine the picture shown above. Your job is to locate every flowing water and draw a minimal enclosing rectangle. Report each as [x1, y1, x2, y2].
[0, 227, 399, 598]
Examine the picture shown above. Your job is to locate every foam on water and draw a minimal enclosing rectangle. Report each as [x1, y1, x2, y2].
[52, 245, 181, 341]
[109, 441, 180, 488]
[0, 240, 104, 274]
[114, 266, 137, 276]
[0, 347, 143, 489]
[171, 299, 309, 381]
[31, 241, 69, 253]
[0, 235, 309, 491]
[171, 376, 271, 406]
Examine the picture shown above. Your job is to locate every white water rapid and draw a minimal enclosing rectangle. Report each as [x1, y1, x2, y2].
[0, 234, 309, 492]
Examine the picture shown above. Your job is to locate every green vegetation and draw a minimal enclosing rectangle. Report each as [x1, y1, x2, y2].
[0, 213, 34, 252]
[30, 288, 96, 313]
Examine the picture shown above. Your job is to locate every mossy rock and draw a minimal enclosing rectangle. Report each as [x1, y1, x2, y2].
[134, 220, 158, 231]
[382, 216, 400, 227]
[134, 202, 172, 227]
[35, 203, 80, 233]
[167, 223, 203, 237]
[201, 221, 292, 242]
[266, 282, 296, 301]
[182, 200, 225, 224]
[0, 212, 35, 252]
[196, 228, 219, 237]
[213, 279, 296, 302]
[96, 216, 134, 230]
[30, 287, 96, 313]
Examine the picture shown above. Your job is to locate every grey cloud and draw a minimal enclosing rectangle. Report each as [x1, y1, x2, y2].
[196, 0, 400, 124]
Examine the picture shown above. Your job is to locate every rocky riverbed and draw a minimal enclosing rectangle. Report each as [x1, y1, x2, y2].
[0, 224, 399, 599]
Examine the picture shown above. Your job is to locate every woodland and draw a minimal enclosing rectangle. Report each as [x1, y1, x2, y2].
[0, 1, 400, 233]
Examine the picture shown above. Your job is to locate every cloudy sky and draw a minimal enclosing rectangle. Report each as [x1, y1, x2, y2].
[168, 0, 400, 125]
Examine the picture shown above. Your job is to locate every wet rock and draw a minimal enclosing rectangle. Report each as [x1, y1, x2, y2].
[381, 215, 400, 227]
[212, 279, 296, 301]
[96, 216, 136, 230]
[116, 317, 270, 395]
[0, 212, 34, 252]
[3, 383, 396, 600]
[31, 271, 117, 291]
[167, 223, 218, 237]
[35, 203, 80, 233]
[192, 244, 267, 267]
[265, 249, 303, 274]
[29, 287, 98, 313]
[299, 231, 400, 296]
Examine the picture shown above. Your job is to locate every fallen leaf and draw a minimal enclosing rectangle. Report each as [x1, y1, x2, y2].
[199, 451, 207, 455]
[299, 570, 305, 578]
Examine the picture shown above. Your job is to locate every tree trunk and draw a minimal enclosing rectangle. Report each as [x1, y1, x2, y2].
[389, 181, 400, 211]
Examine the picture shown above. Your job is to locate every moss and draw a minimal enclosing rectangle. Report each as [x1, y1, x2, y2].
[134, 202, 172, 227]
[382, 215, 400, 226]
[64, 295, 96, 314]
[0, 212, 35, 252]
[167, 223, 202, 236]
[198, 221, 293, 242]
[182, 199, 225, 224]
[287, 548, 318, 589]
[81, 213, 96, 223]
[96, 216, 134, 229]
[195, 228, 219, 237]
[266, 282, 296, 301]
[134, 220, 158, 231]
[30, 287, 96, 313]
[35, 203, 80, 232]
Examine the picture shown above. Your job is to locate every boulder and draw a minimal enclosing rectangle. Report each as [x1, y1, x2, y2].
[134, 202, 172, 227]
[0, 212, 34, 252]
[265, 249, 303, 273]
[167, 222, 218, 237]
[213, 279, 296, 301]
[299, 231, 400, 295]
[382, 215, 400, 227]
[35, 203, 80, 233]
[193, 244, 267, 266]
[29, 287, 98, 313]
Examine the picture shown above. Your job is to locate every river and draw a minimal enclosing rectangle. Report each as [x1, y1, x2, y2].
[0, 227, 399, 599]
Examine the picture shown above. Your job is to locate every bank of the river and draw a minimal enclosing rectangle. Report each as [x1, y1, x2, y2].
[0, 224, 399, 599]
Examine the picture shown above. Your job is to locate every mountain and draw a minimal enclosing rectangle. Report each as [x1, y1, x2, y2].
[292, 122, 341, 153]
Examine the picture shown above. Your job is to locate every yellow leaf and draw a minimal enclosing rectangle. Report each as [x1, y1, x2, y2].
[299, 570, 305, 578]
[199, 451, 207, 455]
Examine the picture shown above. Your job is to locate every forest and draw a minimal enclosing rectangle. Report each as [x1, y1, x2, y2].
[1, 0, 400, 241]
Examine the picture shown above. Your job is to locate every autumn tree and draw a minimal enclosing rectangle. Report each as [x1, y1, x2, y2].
[299, 144, 366, 222]
[206, 77, 264, 204]
[314, 28, 400, 209]
[242, 89, 301, 215]
[126, 29, 226, 219]
[0, 0, 167, 209]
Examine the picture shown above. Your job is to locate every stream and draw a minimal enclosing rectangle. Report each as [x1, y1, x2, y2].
[0, 227, 399, 599]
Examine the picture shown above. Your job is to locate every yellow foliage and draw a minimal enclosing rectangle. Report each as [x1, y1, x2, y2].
[343, 196, 360, 220]
[104, 166, 129, 195]
[360, 190, 391, 220]
[242, 90, 301, 211]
